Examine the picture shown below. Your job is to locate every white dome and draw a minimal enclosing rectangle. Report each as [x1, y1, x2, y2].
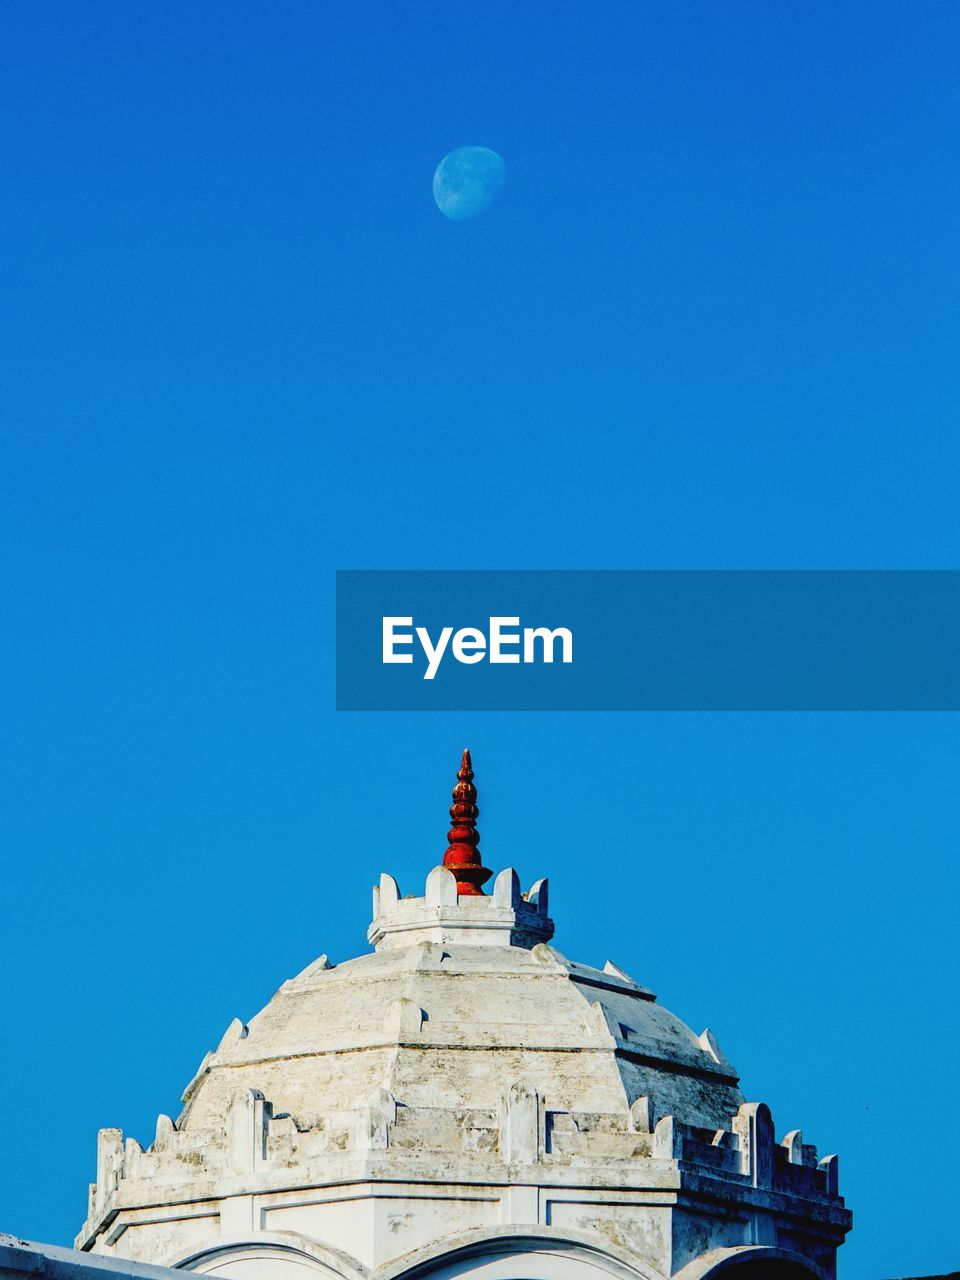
[178, 864, 743, 1144]
[76, 756, 850, 1280]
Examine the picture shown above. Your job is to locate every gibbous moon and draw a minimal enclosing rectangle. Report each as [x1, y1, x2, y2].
[433, 146, 506, 220]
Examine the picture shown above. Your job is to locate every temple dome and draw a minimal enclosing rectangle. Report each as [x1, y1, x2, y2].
[174, 748, 742, 1151]
[176, 865, 742, 1141]
[76, 752, 849, 1280]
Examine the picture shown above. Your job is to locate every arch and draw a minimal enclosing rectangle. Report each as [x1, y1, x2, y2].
[175, 1232, 369, 1280]
[671, 1247, 826, 1280]
[381, 1228, 667, 1280]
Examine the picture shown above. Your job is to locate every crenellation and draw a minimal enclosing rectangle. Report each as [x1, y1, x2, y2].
[93, 1129, 123, 1220]
[732, 1102, 775, 1187]
[653, 1114, 682, 1161]
[79, 1064, 848, 1261]
[122, 1138, 143, 1183]
[215, 1018, 248, 1055]
[153, 1115, 175, 1150]
[226, 1089, 270, 1174]
[656, 1104, 846, 1209]
[585, 999, 619, 1046]
[425, 865, 458, 908]
[630, 1095, 653, 1132]
[527, 877, 549, 915]
[819, 1152, 840, 1196]
[285, 953, 333, 987]
[492, 867, 522, 909]
[696, 1027, 734, 1074]
[367, 865, 555, 951]
[376, 872, 401, 915]
[780, 1128, 820, 1171]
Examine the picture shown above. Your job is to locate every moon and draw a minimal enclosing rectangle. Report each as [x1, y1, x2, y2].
[433, 147, 506, 220]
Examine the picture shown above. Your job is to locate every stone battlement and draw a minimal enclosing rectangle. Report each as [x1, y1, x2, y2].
[367, 866, 555, 950]
[78, 1085, 845, 1251]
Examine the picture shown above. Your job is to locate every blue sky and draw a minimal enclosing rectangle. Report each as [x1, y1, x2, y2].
[1, 4, 958, 1278]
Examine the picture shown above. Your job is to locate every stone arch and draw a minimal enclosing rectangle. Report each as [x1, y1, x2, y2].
[381, 1228, 667, 1280]
[175, 1232, 369, 1280]
[671, 1247, 826, 1280]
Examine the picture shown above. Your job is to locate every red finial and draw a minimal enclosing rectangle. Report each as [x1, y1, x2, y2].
[443, 749, 492, 896]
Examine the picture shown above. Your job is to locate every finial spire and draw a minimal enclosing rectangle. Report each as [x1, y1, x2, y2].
[443, 749, 492, 896]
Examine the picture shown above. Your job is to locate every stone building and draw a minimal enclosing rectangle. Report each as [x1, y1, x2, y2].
[76, 752, 851, 1280]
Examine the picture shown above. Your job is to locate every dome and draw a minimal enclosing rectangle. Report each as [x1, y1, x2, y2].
[176, 746, 741, 1144]
[177, 867, 742, 1143]
[76, 752, 850, 1280]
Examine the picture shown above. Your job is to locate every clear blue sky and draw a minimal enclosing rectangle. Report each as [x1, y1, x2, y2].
[2, 4, 958, 1278]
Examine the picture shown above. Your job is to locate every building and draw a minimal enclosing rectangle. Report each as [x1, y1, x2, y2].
[73, 752, 851, 1280]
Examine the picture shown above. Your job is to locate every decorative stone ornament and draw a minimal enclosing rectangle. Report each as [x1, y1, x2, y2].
[75, 752, 851, 1280]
